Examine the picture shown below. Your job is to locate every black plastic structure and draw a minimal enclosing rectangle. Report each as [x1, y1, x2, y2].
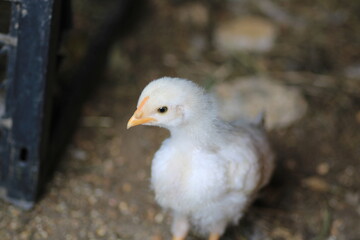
[0, 0, 146, 209]
[0, 0, 62, 209]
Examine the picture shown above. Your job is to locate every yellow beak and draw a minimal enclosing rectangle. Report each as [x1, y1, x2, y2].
[127, 113, 156, 129]
[127, 96, 156, 129]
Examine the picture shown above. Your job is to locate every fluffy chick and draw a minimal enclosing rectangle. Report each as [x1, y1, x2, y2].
[127, 77, 274, 240]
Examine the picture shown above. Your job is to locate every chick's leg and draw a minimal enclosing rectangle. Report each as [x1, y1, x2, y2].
[208, 233, 220, 240]
[208, 220, 226, 240]
[171, 212, 189, 240]
[172, 237, 186, 240]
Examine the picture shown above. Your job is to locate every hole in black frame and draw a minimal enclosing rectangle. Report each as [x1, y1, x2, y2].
[19, 147, 28, 162]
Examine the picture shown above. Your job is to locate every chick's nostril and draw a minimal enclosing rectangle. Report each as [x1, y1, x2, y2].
[135, 111, 143, 119]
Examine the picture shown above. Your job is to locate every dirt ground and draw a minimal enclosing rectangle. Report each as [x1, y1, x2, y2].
[1, 0, 360, 239]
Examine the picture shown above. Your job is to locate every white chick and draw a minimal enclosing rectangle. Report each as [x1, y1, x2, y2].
[127, 77, 274, 240]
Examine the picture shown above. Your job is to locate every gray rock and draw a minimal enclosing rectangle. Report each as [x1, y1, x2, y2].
[345, 64, 360, 79]
[213, 77, 308, 129]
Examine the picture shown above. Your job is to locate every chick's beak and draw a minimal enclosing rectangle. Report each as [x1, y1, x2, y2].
[127, 96, 156, 129]
[127, 111, 156, 129]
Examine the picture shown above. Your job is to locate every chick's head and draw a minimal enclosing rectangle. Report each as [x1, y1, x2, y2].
[127, 77, 216, 130]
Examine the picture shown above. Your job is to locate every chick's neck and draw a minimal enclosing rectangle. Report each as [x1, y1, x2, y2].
[168, 114, 224, 147]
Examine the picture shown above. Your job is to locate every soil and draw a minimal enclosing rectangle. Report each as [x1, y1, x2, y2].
[1, 0, 359, 239]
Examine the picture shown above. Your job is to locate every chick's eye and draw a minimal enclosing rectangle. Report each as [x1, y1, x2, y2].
[157, 106, 168, 113]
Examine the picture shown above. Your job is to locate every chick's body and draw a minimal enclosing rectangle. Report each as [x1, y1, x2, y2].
[152, 120, 273, 236]
[127, 77, 274, 239]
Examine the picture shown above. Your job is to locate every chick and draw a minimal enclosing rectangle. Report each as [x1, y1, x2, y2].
[127, 77, 274, 240]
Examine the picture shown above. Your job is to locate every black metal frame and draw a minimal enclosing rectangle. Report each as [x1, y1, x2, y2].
[0, 0, 62, 209]
[0, 0, 147, 209]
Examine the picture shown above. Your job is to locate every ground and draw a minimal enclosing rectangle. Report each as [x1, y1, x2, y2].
[1, 0, 360, 239]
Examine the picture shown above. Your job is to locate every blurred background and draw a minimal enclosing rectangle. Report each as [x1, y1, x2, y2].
[0, 0, 359, 239]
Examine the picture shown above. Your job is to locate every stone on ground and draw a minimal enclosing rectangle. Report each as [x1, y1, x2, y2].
[215, 16, 277, 53]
